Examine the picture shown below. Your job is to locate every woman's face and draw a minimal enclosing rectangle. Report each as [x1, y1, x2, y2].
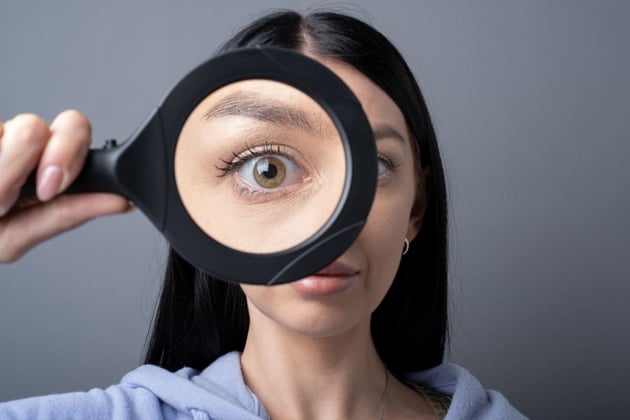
[175, 58, 425, 338]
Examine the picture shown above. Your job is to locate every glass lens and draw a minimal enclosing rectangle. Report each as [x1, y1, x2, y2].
[174, 79, 346, 254]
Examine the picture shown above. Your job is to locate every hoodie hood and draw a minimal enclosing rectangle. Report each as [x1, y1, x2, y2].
[407, 363, 527, 419]
[1, 351, 525, 419]
[124, 352, 525, 419]
[121, 352, 268, 420]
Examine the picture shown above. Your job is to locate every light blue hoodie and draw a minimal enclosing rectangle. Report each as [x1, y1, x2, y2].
[0, 352, 526, 419]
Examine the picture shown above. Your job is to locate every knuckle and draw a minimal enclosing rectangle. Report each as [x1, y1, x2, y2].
[50, 198, 82, 231]
[12, 113, 44, 125]
[0, 249, 21, 264]
[0, 228, 24, 264]
[54, 109, 92, 139]
[44, 111, 92, 175]
[8, 114, 49, 147]
[0, 187, 19, 214]
[65, 109, 90, 126]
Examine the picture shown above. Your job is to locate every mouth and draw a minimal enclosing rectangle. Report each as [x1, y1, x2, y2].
[290, 261, 360, 295]
[314, 261, 360, 277]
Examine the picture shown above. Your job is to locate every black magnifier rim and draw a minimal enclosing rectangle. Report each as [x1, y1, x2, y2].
[158, 47, 376, 285]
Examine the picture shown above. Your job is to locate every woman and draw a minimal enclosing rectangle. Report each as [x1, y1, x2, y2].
[0, 10, 524, 419]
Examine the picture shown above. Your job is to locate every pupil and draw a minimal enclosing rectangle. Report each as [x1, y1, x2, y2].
[261, 163, 277, 179]
[253, 157, 286, 188]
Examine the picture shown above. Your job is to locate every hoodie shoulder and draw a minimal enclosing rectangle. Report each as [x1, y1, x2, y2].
[406, 363, 528, 420]
[0, 353, 267, 420]
[0, 379, 165, 420]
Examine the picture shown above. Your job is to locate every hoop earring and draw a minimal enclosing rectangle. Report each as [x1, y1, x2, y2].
[402, 238, 410, 255]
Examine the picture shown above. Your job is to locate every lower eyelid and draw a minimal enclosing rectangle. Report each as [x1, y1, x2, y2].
[230, 178, 315, 204]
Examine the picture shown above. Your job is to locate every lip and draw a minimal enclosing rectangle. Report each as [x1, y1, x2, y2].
[290, 261, 360, 296]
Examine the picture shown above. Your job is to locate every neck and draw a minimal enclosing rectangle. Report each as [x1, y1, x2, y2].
[241, 309, 387, 420]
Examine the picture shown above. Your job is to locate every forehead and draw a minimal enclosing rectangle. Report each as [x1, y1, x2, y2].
[191, 56, 410, 149]
[313, 58, 408, 138]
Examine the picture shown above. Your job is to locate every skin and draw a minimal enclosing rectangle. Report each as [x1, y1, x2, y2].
[236, 59, 435, 419]
[0, 59, 435, 419]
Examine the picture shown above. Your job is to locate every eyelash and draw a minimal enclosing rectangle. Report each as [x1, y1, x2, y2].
[377, 153, 399, 175]
[216, 144, 399, 180]
[215, 142, 295, 176]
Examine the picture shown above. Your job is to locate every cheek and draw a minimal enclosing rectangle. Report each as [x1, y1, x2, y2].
[240, 284, 283, 314]
[239, 285, 287, 329]
[357, 187, 416, 308]
[362, 202, 407, 271]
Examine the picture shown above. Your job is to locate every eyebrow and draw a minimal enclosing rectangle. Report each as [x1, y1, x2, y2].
[204, 91, 320, 133]
[372, 125, 407, 145]
[204, 91, 408, 145]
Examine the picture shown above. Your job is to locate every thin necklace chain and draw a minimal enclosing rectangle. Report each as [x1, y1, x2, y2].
[378, 368, 389, 420]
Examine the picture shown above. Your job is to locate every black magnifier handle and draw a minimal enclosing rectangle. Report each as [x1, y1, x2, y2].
[20, 140, 125, 198]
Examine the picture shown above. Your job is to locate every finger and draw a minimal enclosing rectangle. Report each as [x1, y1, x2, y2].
[0, 193, 131, 263]
[36, 110, 92, 202]
[0, 114, 51, 216]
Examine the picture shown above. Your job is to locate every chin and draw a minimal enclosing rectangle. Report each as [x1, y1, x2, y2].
[243, 278, 383, 339]
[273, 302, 369, 339]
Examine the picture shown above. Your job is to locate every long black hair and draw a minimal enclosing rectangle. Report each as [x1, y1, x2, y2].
[145, 10, 448, 377]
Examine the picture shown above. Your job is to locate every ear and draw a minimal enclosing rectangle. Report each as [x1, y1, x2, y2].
[406, 165, 431, 242]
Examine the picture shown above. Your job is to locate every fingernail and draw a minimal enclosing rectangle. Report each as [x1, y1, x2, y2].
[38, 165, 63, 201]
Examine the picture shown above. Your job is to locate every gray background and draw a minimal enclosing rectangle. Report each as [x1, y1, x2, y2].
[1, 1, 628, 418]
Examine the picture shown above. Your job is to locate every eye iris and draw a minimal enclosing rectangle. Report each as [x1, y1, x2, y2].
[253, 157, 286, 188]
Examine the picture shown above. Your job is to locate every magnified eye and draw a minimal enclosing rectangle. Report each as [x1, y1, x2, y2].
[240, 155, 299, 189]
[215, 142, 316, 203]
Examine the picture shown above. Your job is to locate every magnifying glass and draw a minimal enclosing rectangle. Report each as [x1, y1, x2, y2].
[21, 47, 377, 285]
